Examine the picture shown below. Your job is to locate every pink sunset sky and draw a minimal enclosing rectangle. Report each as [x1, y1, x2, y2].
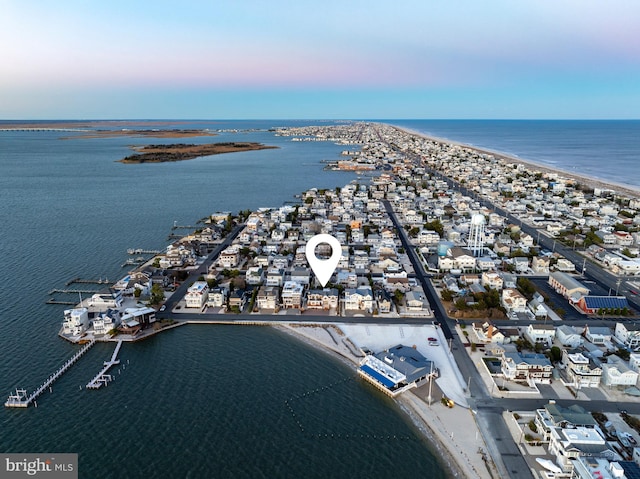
[1, 0, 639, 119]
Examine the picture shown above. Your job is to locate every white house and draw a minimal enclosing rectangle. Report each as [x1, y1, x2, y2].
[344, 287, 374, 312]
[584, 325, 612, 346]
[62, 308, 89, 336]
[524, 324, 556, 347]
[601, 355, 639, 387]
[561, 349, 602, 388]
[219, 245, 240, 268]
[185, 281, 209, 309]
[501, 288, 528, 313]
[615, 323, 640, 351]
[207, 287, 227, 308]
[481, 271, 503, 290]
[555, 325, 584, 348]
[282, 281, 304, 309]
[306, 288, 339, 310]
[256, 286, 279, 311]
[548, 425, 612, 473]
[405, 290, 429, 313]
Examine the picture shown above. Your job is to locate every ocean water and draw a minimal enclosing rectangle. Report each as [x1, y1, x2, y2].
[0, 121, 447, 478]
[389, 120, 640, 190]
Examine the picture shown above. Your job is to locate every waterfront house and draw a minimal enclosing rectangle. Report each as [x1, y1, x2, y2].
[256, 286, 279, 311]
[62, 308, 89, 336]
[376, 289, 392, 314]
[358, 345, 437, 396]
[343, 286, 374, 312]
[87, 291, 123, 310]
[120, 306, 156, 329]
[281, 281, 304, 309]
[405, 290, 429, 313]
[306, 288, 339, 310]
[500, 351, 553, 384]
[228, 290, 247, 311]
[207, 287, 227, 308]
[185, 281, 209, 309]
[92, 309, 120, 336]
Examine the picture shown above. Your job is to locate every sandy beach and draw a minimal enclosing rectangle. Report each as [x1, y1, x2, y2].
[276, 324, 496, 479]
[394, 125, 640, 199]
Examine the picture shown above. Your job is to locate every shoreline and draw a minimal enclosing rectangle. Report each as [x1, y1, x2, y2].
[275, 324, 492, 479]
[393, 124, 640, 198]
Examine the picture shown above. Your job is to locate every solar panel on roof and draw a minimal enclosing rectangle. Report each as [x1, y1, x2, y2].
[583, 296, 629, 309]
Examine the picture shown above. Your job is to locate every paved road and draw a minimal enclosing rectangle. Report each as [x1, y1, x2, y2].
[424, 165, 640, 311]
[157, 224, 245, 318]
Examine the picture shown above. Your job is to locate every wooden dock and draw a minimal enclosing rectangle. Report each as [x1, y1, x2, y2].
[86, 340, 123, 390]
[5, 340, 96, 408]
[127, 248, 162, 255]
[65, 278, 110, 286]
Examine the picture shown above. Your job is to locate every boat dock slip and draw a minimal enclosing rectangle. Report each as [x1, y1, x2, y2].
[5, 340, 96, 408]
[86, 340, 123, 390]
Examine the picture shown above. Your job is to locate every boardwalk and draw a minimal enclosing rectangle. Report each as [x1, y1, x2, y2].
[5, 340, 96, 408]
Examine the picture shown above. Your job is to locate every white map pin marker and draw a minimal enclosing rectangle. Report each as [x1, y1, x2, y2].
[305, 234, 342, 287]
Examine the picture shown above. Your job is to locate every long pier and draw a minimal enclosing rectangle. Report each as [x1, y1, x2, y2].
[5, 340, 97, 408]
[127, 248, 162, 255]
[48, 288, 100, 295]
[65, 277, 110, 286]
[86, 340, 123, 390]
[46, 299, 77, 305]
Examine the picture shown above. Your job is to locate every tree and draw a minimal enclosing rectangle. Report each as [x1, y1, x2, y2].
[150, 284, 165, 305]
[393, 289, 404, 305]
[424, 219, 444, 237]
[550, 346, 562, 362]
[441, 289, 454, 302]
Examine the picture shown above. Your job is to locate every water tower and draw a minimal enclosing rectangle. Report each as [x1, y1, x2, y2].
[468, 214, 485, 257]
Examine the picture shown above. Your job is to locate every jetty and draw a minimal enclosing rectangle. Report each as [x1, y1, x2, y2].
[86, 340, 123, 390]
[5, 340, 96, 408]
